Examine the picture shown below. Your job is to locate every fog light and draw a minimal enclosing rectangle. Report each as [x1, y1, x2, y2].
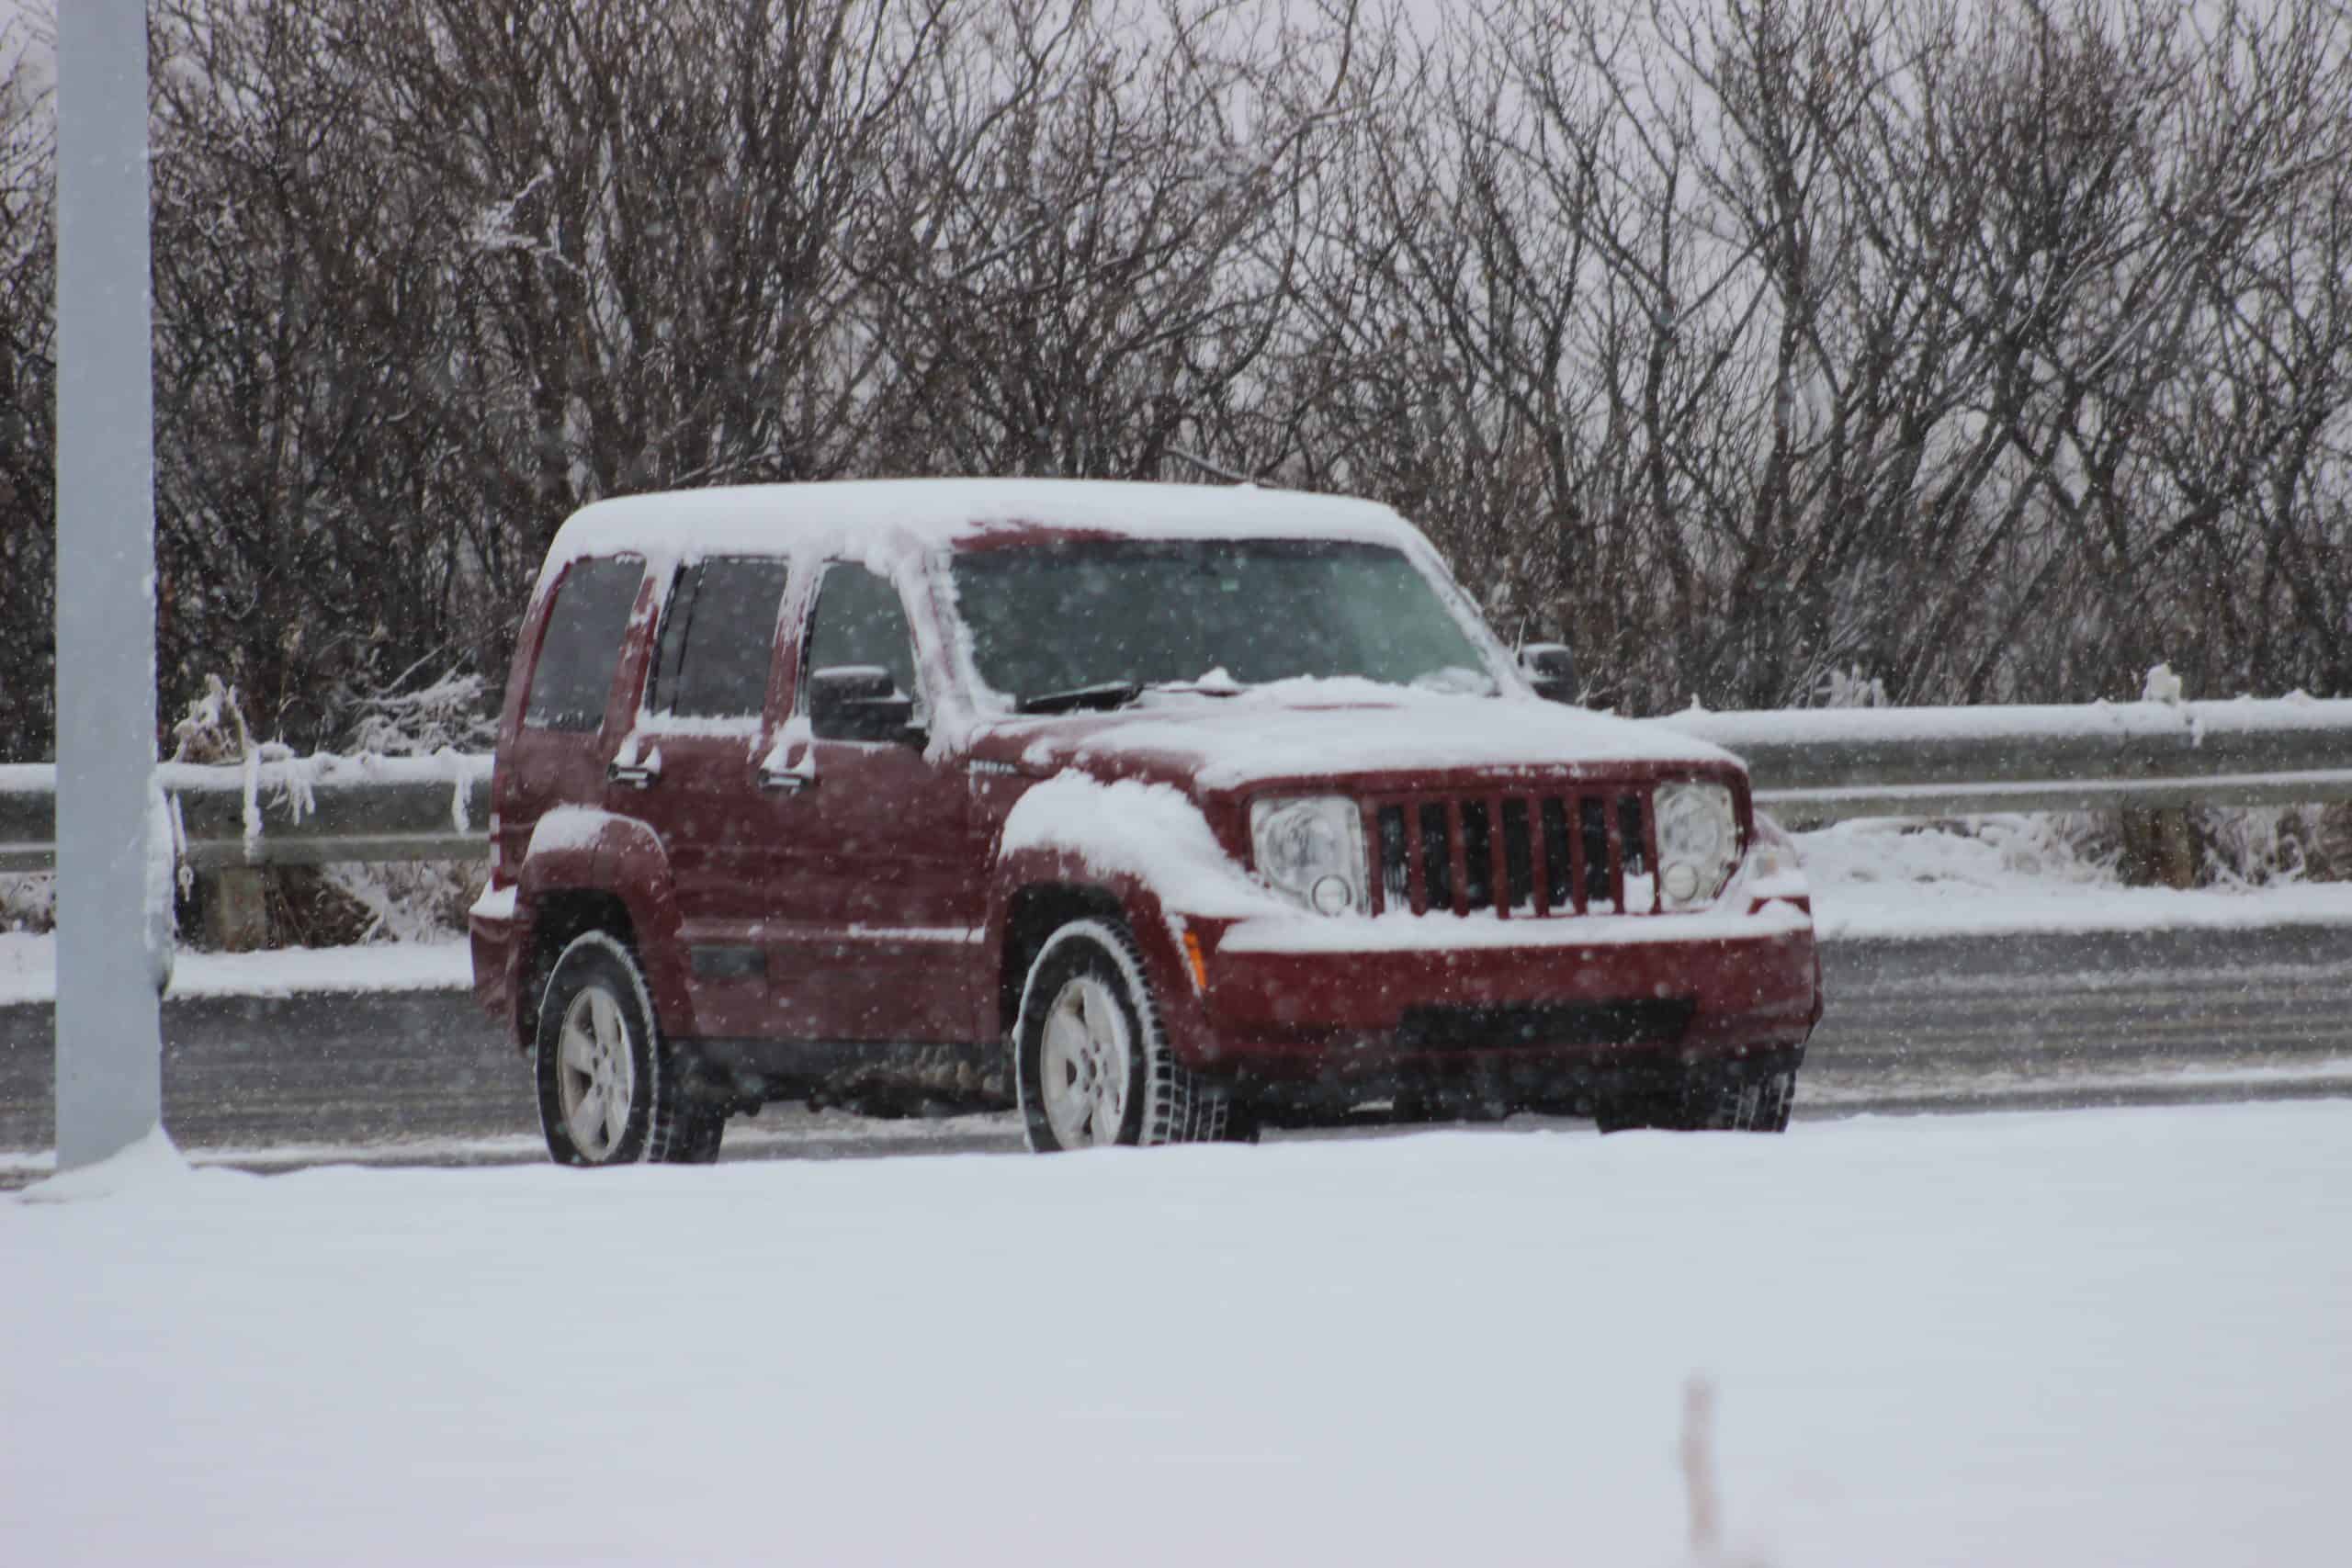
[1310, 874, 1354, 915]
[1662, 861, 1701, 902]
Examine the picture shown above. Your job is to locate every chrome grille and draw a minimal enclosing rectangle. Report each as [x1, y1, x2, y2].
[1368, 788, 1655, 917]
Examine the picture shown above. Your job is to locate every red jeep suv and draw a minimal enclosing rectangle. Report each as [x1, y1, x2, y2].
[469, 479, 1821, 1164]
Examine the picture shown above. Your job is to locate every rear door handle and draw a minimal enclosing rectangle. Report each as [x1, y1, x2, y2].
[757, 765, 817, 795]
[608, 761, 660, 789]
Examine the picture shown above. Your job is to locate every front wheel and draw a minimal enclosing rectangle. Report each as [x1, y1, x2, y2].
[534, 931, 726, 1166]
[1014, 919, 1242, 1151]
[1594, 1066, 1795, 1134]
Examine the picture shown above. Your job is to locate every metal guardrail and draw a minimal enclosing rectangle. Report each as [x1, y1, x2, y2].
[0, 755, 495, 875]
[1659, 696, 2352, 824]
[1, 697, 2348, 873]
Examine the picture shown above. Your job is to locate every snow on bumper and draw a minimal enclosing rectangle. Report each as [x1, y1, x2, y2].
[1216, 898, 1814, 955]
[1177, 901, 1820, 1077]
[468, 887, 522, 1038]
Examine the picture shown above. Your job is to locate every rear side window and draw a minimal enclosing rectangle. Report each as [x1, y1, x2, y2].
[650, 558, 793, 718]
[523, 556, 643, 731]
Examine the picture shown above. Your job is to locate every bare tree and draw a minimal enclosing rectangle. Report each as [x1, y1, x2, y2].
[7, 0, 2350, 763]
[0, 20, 53, 761]
[853, 0, 1366, 480]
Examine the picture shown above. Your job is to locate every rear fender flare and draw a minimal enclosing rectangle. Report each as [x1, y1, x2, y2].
[515, 808, 695, 1037]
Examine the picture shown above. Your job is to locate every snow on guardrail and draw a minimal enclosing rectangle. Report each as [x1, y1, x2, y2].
[1657, 694, 2352, 823]
[1, 752, 495, 874]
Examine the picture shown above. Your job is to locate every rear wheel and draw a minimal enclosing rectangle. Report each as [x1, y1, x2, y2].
[534, 931, 726, 1166]
[1594, 1066, 1795, 1134]
[1014, 919, 1242, 1151]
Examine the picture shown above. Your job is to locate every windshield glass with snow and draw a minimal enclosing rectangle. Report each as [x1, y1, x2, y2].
[948, 539, 1496, 708]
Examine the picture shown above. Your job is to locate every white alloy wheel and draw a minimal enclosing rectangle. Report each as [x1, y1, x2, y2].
[533, 930, 724, 1166]
[1012, 917, 1246, 1152]
[556, 985, 638, 1161]
[1037, 974, 1133, 1147]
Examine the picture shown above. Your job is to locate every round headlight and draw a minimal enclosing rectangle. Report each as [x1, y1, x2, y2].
[1251, 795, 1368, 916]
[1654, 780, 1739, 908]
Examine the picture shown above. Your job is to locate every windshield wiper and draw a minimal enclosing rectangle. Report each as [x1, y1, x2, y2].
[1015, 681, 1144, 715]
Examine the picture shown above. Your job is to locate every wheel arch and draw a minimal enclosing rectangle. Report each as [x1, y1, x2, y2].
[512, 808, 693, 1049]
[514, 889, 639, 1054]
[997, 882, 1126, 1042]
[989, 868, 1214, 1075]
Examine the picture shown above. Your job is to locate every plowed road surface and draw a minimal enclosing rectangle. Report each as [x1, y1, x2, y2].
[5, 927, 2348, 1177]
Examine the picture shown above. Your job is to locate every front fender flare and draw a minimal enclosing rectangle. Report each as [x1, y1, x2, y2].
[989, 845, 1217, 1069]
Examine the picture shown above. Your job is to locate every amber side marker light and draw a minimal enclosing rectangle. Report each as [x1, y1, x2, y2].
[1182, 929, 1210, 993]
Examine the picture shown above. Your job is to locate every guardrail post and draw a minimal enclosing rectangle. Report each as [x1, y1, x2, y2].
[201, 868, 272, 952]
[2120, 807, 2198, 889]
[2156, 809, 2196, 889]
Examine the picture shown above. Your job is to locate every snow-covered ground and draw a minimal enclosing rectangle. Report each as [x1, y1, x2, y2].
[6, 1100, 2347, 1566]
[1797, 817, 2352, 940]
[8, 818, 2352, 1005]
[0, 927, 471, 1005]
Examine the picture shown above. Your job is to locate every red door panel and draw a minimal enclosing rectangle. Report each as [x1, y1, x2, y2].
[756, 728, 987, 1043]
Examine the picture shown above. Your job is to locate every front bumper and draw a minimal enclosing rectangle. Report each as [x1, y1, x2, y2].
[1171, 901, 1821, 1105]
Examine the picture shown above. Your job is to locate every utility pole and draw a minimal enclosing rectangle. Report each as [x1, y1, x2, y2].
[54, 0, 166, 1168]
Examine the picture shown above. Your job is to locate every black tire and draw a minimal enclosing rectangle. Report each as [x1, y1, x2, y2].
[1013, 918, 1239, 1152]
[1594, 1066, 1795, 1134]
[534, 931, 726, 1166]
[663, 1100, 729, 1164]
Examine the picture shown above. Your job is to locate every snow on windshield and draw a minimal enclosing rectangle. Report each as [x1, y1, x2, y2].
[948, 538, 1497, 708]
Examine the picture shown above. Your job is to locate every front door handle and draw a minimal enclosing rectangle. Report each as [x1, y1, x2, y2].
[608, 760, 661, 789]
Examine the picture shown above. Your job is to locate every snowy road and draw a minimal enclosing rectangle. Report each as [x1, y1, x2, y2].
[3, 925, 2348, 1178]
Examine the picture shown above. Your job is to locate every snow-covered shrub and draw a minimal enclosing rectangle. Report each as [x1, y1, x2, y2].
[169, 674, 288, 766]
[1800, 804, 2348, 896]
[1814, 666, 1890, 709]
[0, 871, 53, 933]
[322, 669, 496, 942]
[166, 672, 489, 949]
[1797, 812, 2120, 892]
[344, 670, 497, 757]
[316, 861, 482, 944]
[2193, 802, 2350, 888]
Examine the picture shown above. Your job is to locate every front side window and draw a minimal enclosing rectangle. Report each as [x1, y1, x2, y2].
[524, 556, 644, 731]
[947, 539, 1496, 709]
[804, 564, 919, 702]
[650, 558, 792, 719]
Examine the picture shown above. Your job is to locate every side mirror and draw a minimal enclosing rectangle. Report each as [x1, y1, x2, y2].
[1520, 642, 1578, 704]
[808, 665, 921, 744]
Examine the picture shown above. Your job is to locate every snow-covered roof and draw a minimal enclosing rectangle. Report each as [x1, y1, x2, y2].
[546, 479, 1427, 571]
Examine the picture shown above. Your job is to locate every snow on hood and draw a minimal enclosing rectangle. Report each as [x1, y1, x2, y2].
[1001, 775, 1287, 920]
[989, 681, 1736, 792]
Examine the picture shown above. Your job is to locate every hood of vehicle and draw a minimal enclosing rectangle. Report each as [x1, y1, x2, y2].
[967, 681, 1740, 795]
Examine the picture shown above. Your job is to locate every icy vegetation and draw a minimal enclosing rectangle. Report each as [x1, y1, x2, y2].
[0, 871, 49, 933]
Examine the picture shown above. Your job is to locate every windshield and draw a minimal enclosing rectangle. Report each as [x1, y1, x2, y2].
[948, 538, 1498, 706]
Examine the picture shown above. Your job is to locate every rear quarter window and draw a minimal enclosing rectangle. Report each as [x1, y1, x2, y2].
[524, 556, 645, 731]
